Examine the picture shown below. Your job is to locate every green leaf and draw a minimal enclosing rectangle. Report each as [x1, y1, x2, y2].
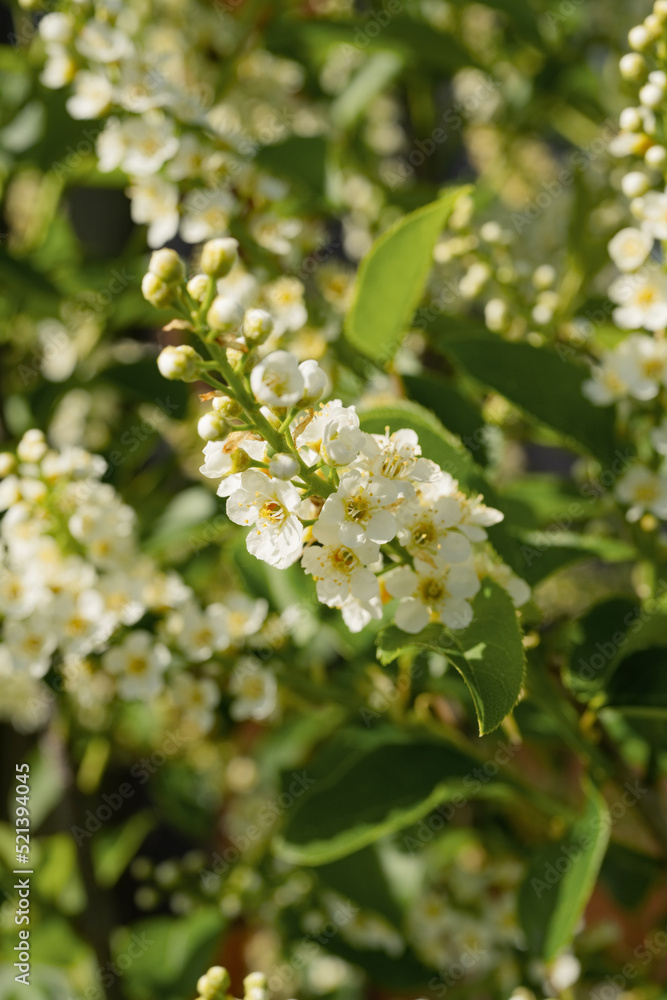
[255, 135, 327, 195]
[402, 373, 490, 464]
[115, 907, 225, 1000]
[518, 785, 610, 960]
[345, 187, 469, 361]
[316, 845, 403, 927]
[605, 647, 667, 717]
[92, 811, 156, 888]
[331, 52, 403, 128]
[440, 334, 620, 466]
[359, 399, 478, 487]
[276, 730, 504, 865]
[378, 579, 525, 735]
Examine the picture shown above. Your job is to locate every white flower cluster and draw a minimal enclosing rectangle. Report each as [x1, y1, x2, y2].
[196, 967, 269, 1000]
[147, 246, 529, 636]
[582, 5, 667, 524]
[36, 0, 322, 247]
[0, 429, 270, 732]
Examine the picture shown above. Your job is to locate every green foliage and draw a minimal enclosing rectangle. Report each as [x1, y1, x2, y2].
[345, 188, 469, 361]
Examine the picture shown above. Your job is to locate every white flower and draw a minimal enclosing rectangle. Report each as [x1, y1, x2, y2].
[220, 593, 268, 643]
[66, 71, 114, 119]
[298, 360, 328, 404]
[170, 674, 220, 733]
[4, 616, 58, 678]
[302, 538, 380, 612]
[608, 227, 653, 272]
[297, 401, 365, 467]
[206, 296, 244, 333]
[615, 465, 667, 521]
[227, 470, 304, 569]
[40, 48, 76, 89]
[397, 495, 472, 566]
[127, 177, 180, 248]
[609, 270, 667, 331]
[639, 191, 667, 240]
[651, 417, 667, 455]
[385, 558, 481, 633]
[359, 429, 440, 496]
[38, 12, 73, 44]
[584, 335, 667, 404]
[250, 351, 305, 408]
[165, 601, 230, 660]
[229, 658, 277, 721]
[199, 434, 266, 481]
[180, 189, 237, 244]
[103, 630, 171, 701]
[75, 20, 134, 63]
[262, 276, 307, 333]
[314, 470, 399, 551]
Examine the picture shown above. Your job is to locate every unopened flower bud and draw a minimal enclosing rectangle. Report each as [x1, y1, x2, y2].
[243, 308, 274, 344]
[629, 25, 651, 50]
[17, 429, 47, 463]
[211, 395, 242, 417]
[269, 453, 299, 480]
[619, 52, 647, 80]
[38, 12, 73, 42]
[149, 248, 185, 284]
[532, 264, 556, 289]
[142, 272, 174, 309]
[621, 171, 650, 198]
[646, 143, 667, 168]
[619, 107, 643, 131]
[0, 453, 15, 477]
[200, 238, 239, 278]
[197, 411, 228, 441]
[655, 0, 667, 23]
[640, 82, 664, 108]
[206, 296, 244, 333]
[243, 972, 268, 1000]
[484, 297, 509, 333]
[197, 966, 231, 1000]
[298, 359, 327, 404]
[157, 345, 202, 382]
[187, 274, 210, 303]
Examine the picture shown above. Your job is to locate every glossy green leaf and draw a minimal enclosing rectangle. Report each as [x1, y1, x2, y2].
[378, 579, 525, 735]
[518, 785, 610, 959]
[345, 187, 469, 361]
[441, 334, 620, 466]
[277, 731, 505, 865]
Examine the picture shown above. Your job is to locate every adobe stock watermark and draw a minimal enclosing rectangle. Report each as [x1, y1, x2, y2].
[428, 944, 487, 998]
[67, 931, 154, 1000]
[591, 922, 667, 1000]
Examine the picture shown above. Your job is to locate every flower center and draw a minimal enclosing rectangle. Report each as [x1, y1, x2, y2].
[345, 496, 371, 523]
[419, 577, 446, 604]
[259, 499, 285, 524]
[127, 655, 149, 675]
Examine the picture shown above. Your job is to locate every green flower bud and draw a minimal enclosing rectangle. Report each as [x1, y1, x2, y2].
[157, 345, 202, 382]
[197, 966, 231, 1000]
[197, 411, 228, 441]
[149, 248, 186, 284]
[212, 394, 242, 417]
[187, 273, 210, 303]
[243, 308, 274, 345]
[207, 295, 244, 333]
[142, 272, 174, 309]
[201, 238, 239, 278]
